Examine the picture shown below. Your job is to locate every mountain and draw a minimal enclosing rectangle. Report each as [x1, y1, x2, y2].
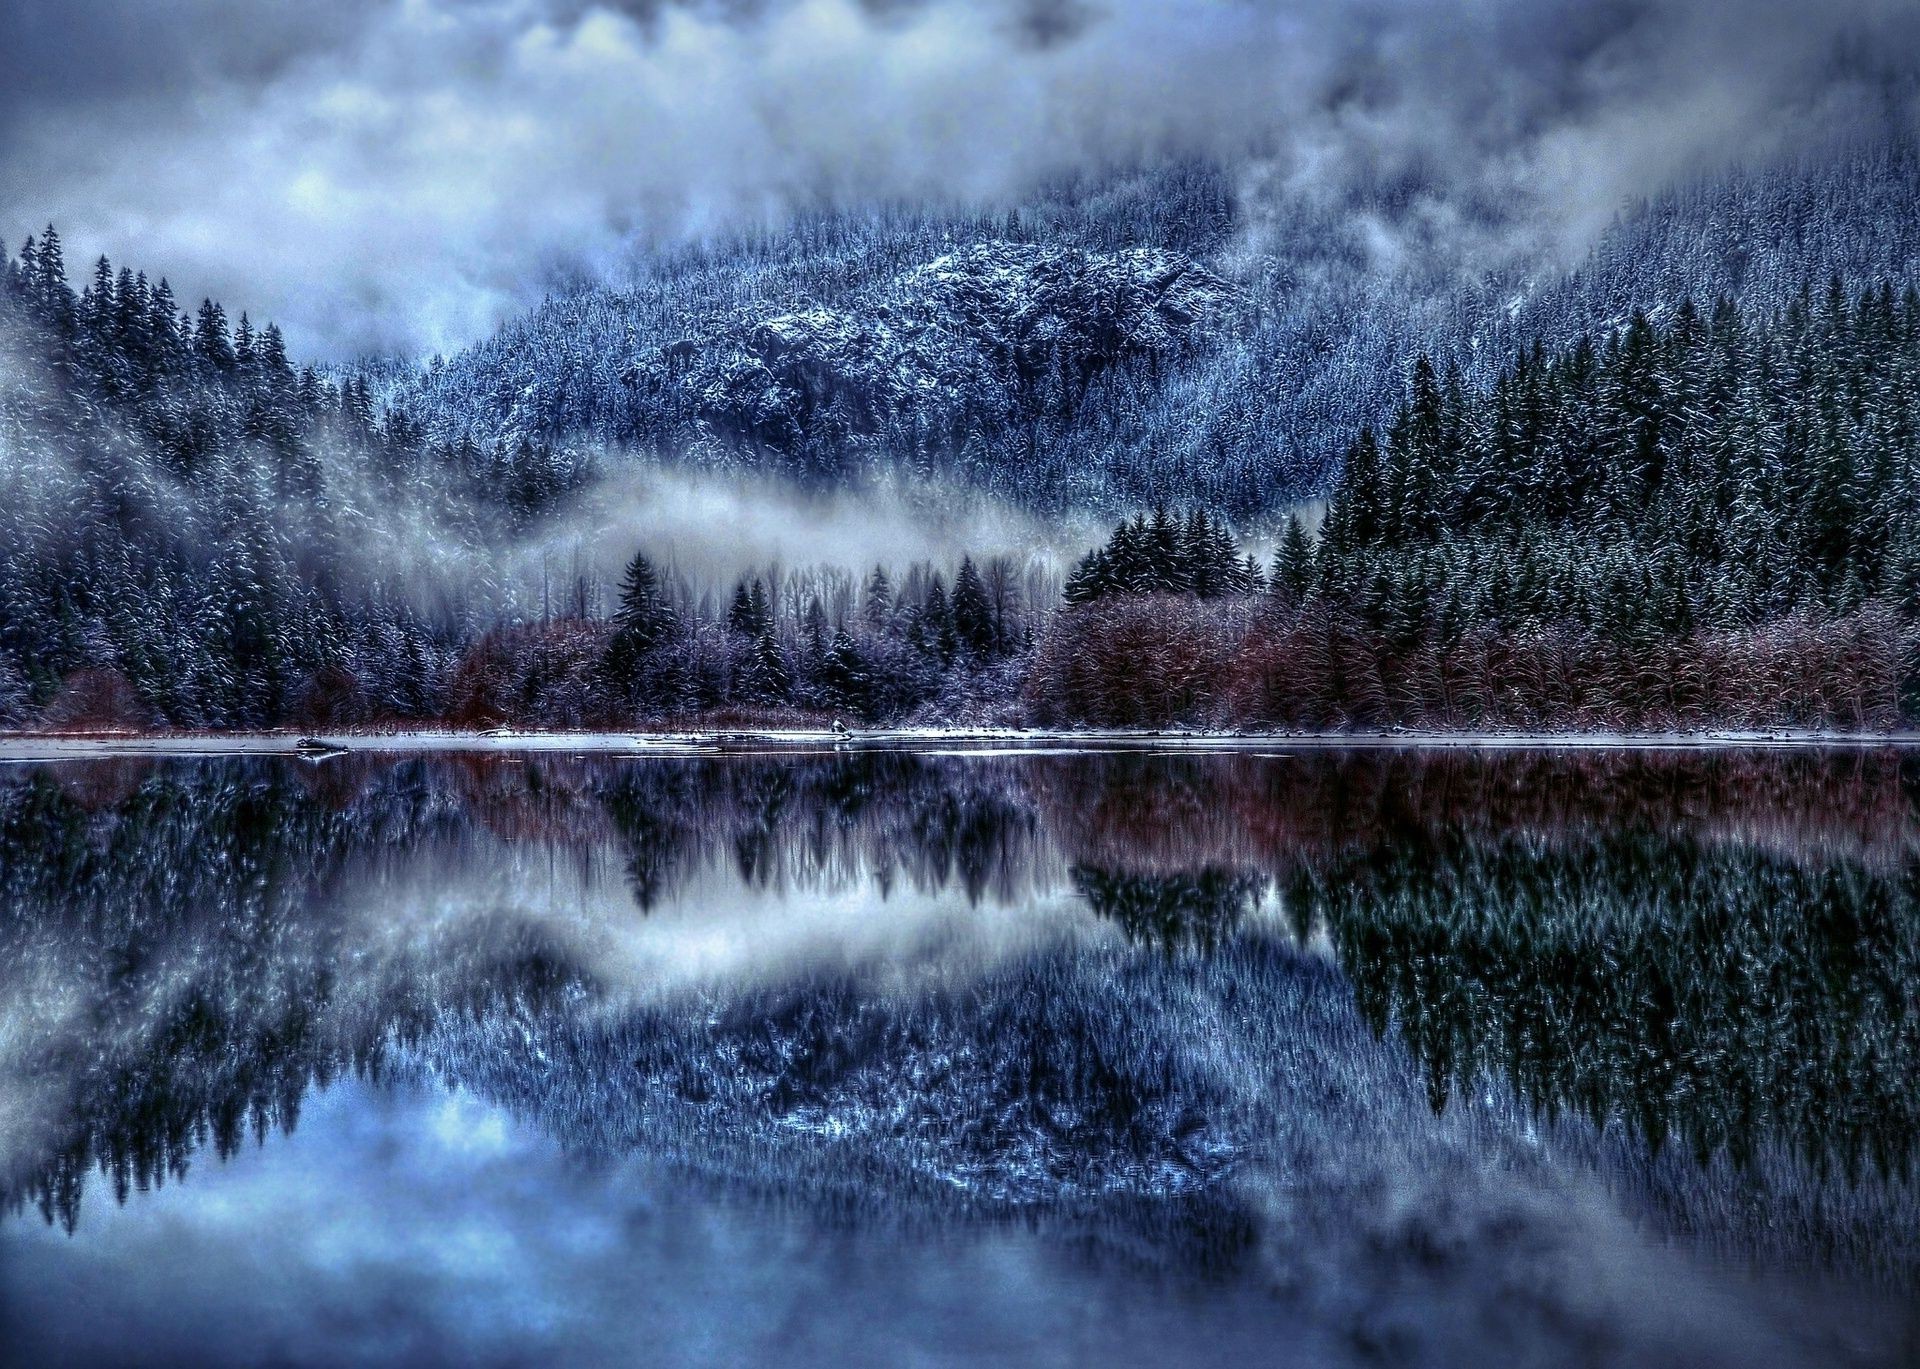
[1489, 137, 1920, 360]
[627, 241, 1240, 478]
[391, 134, 1920, 521]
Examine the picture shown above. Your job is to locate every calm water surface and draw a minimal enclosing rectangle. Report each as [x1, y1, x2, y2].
[0, 746, 1915, 1367]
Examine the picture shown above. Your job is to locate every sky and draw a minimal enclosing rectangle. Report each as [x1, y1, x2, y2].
[2, 0, 1916, 360]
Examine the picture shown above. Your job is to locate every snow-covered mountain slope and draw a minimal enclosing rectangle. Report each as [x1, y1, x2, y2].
[388, 135, 1920, 522]
[640, 243, 1239, 468]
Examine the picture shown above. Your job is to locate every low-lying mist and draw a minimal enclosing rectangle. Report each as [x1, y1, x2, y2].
[504, 461, 1097, 607]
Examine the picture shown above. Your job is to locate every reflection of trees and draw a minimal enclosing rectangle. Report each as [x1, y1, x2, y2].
[1031, 748, 1920, 876]
[598, 754, 1047, 908]
[1034, 748, 1920, 1201]
[0, 752, 1058, 1228]
[0, 755, 1249, 1234]
[1072, 866, 1268, 953]
[0, 762, 597, 1230]
[1293, 834, 1920, 1178]
[2, 765, 355, 1229]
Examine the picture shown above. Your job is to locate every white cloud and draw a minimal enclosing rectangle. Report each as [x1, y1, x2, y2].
[2, 0, 1914, 359]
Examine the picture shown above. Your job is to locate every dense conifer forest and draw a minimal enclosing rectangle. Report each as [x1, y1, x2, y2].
[1037, 278, 1920, 730]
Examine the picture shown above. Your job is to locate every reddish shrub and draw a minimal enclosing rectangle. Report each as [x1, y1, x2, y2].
[445, 620, 613, 728]
[36, 668, 155, 734]
[1028, 596, 1252, 727]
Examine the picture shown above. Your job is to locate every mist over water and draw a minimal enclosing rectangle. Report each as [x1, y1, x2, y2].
[0, 745, 1916, 1367]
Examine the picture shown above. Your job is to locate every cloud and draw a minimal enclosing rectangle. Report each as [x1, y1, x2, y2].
[1, 0, 1916, 359]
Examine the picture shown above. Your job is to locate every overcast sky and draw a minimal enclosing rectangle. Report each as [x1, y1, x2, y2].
[2, 0, 1915, 360]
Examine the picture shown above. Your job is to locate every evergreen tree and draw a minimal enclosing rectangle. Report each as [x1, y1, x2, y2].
[820, 630, 873, 719]
[611, 552, 676, 654]
[195, 299, 235, 370]
[952, 556, 995, 659]
[1272, 514, 1316, 607]
[861, 566, 894, 629]
[916, 575, 956, 665]
[727, 581, 758, 636]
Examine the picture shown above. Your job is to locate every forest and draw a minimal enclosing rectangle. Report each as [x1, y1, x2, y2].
[5, 136, 1920, 734]
[1036, 278, 1920, 730]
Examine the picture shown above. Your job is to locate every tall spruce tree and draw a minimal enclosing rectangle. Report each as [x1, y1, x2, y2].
[952, 556, 995, 659]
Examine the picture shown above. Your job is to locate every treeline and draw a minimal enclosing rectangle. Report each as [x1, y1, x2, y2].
[10, 216, 1920, 735]
[443, 552, 1038, 730]
[1063, 507, 1262, 603]
[1034, 278, 1920, 731]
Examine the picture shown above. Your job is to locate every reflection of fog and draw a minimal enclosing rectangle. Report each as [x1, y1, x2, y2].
[335, 837, 1098, 1007]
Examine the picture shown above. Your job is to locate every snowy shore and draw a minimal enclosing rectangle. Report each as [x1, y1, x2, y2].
[5, 726, 1920, 763]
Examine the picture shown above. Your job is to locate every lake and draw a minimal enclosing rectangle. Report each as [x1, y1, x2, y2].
[0, 745, 1915, 1367]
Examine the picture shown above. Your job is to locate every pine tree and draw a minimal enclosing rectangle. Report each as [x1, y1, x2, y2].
[1063, 548, 1111, 605]
[741, 624, 792, 705]
[195, 299, 235, 370]
[34, 225, 68, 302]
[917, 574, 956, 664]
[728, 582, 757, 636]
[952, 556, 995, 659]
[1272, 514, 1315, 607]
[611, 552, 675, 654]
[861, 566, 894, 629]
[820, 630, 873, 719]
[748, 580, 773, 638]
[1147, 506, 1184, 593]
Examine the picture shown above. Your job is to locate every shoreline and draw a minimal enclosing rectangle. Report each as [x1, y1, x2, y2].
[6, 725, 1920, 763]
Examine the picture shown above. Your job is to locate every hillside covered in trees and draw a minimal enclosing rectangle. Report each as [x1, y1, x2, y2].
[388, 136, 1920, 519]
[6, 134, 1920, 734]
[1035, 277, 1920, 730]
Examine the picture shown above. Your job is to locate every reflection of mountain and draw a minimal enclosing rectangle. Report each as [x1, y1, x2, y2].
[1, 749, 1917, 1292]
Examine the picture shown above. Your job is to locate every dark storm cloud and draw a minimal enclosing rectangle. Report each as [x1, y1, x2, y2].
[1, 0, 1913, 359]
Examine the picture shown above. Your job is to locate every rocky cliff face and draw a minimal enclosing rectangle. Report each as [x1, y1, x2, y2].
[631, 242, 1239, 464]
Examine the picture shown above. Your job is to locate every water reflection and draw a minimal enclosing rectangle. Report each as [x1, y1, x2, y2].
[1, 747, 1917, 1366]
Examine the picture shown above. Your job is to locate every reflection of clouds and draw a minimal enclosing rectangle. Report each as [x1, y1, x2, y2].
[589, 866, 1098, 1000]
[1, 1084, 647, 1366]
[0, 1081, 1286, 1368]
[428, 1093, 514, 1158]
[333, 828, 1100, 1007]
